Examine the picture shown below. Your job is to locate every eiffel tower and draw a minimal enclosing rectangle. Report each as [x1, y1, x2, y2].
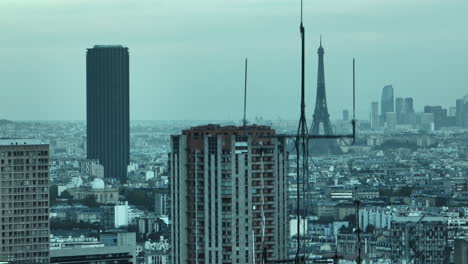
[311, 37, 333, 135]
[310, 37, 342, 155]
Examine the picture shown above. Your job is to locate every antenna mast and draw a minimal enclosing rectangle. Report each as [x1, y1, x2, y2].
[243, 58, 248, 128]
[295, 0, 309, 262]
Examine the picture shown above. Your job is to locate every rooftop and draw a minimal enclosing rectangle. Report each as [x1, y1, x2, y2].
[92, 45, 126, 49]
[182, 124, 274, 134]
[0, 139, 45, 146]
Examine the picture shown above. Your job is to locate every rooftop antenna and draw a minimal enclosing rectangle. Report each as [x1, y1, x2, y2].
[243, 58, 248, 129]
[352, 58, 356, 143]
[266, 2, 357, 264]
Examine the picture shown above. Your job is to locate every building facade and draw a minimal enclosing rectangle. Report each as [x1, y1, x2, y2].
[381, 85, 394, 122]
[424, 106, 448, 130]
[395, 97, 404, 124]
[390, 217, 449, 264]
[370, 101, 379, 130]
[50, 232, 136, 264]
[170, 125, 288, 264]
[87, 45, 130, 183]
[0, 140, 50, 263]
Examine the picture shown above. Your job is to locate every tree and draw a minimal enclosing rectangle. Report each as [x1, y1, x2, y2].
[81, 195, 99, 208]
[60, 190, 73, 199]
[365, 224, 376, 233]
[395, 186, 413, 197]
[343, 214, 357, 227]
[435, 197, 448, 207]
[122, 189, 154, 210]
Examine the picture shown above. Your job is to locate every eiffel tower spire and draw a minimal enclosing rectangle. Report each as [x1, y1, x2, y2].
[311, 37, 334, 135]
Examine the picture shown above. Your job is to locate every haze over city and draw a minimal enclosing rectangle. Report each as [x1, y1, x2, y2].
[1, 0, 467, 120]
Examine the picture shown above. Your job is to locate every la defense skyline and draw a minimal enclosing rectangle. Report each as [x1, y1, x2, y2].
[86, 45, 130, 183]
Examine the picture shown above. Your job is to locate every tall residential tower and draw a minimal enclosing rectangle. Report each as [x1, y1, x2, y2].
[0, 140, 50, 263]
[170, 125, 288, 264]
[86, 45, 130, 183]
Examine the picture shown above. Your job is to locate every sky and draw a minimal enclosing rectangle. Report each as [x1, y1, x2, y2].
[0, 0, 467, 121]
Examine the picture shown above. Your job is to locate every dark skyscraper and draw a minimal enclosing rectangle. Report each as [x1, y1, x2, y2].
[381, 85, 394, 122]
[311, 38, 333, 135]
[87, 45, 130, 183]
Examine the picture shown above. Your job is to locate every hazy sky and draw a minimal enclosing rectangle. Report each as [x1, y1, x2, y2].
[0, 0, 467, 121]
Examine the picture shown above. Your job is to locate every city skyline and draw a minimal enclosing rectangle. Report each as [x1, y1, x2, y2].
[2, 1, 468, 263]
[1, 0, 467, 121]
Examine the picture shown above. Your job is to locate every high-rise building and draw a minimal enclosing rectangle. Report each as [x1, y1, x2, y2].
[342, 109, 349, 121]
[395, 97, 404, 124]
[0, 139, 50, 263]
[424, 106, 448, 130]
[381, 85, 394, 122]
[385, 112, 397, 131]
[404, 97, 414, 113]
[456, 99, 465, 127]
[370, 102, 379, 130]
[449, 107, 457, 117]
[403, 97, 415, 124]
[390, 217, 449, 264]
[170, 125, 288, 264]
[455, 238, 468, 264]
[86, 45, 130, 183]
[421, 112, 435, 132]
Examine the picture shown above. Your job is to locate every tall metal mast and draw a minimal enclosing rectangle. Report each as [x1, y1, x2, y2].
[295, 0, 309, 262]
[243, 58, 248, 128]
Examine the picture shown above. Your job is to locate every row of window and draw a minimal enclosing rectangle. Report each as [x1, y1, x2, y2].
[1, 208, 48, 215]
[0, 172, 48, 180]
[0, 180, 48, 187]
[0, 249, 48, 260]
[1, 215, 48, 223]
[0, 165, 49, 172]
[0, 158, 49, 165]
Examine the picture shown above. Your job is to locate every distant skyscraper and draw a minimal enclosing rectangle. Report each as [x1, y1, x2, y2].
[342, 109, 349, 121]
[449, 107, 457, 117]
[456, 99, 465, 127]
[395, 97, 404, 123]
[421, 112, 435, 132]
[424, 106, 448, 130]
[0, 140, 50, 263]
[403, 97, 414, 124]
[170, 125, 288, 264]
[370, 102, 379, 130]
[381, 85, 394, 122]
[87, 45, 130, 183]
[386, 112, 397, 131]
[404, 97, 414, 113]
